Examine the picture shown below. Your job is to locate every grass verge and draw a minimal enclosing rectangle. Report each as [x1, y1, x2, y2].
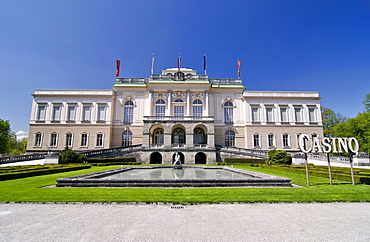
[0, 165, 369, 204]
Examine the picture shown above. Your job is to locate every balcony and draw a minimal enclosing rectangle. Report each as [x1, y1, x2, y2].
[144, 116, 214, 122]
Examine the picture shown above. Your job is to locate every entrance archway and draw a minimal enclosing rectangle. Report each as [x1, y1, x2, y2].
[150, 152, 162, 164]
[172, 152, 185, 164]
[195, 152, 206, 164]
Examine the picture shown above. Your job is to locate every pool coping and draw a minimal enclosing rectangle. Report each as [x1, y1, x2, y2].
[56, 166, 293, 188]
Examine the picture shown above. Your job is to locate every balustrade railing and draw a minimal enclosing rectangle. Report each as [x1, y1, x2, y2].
[83, 144, 142, 157]
[0, 153, 46, 164]
[144, 116, 214, 121]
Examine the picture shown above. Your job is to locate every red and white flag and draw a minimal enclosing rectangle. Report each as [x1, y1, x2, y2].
[237, 60, 241, 78]
[116, 60, 121, 77]
[177, 57, 181, 72]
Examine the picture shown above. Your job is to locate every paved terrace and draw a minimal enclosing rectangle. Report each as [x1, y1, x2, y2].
[0, 203, 369, 241]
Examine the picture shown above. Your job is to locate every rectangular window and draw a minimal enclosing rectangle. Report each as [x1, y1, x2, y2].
[193, 106, 202, 117]
[65, 133, 73, 147]
[309, 108, 316, 122]
[224, 108, 233, 123]
[155, 105, 165, 116]
[283, 134, 289, 147]
[124, 106, 134, 123]
[37, 104, 47, 121]
[174, 106, 184, 117]
[252, 107, 259, 122]
[294, 107, 302, 122]
[280, 107, 288, 122]
[52, 105, 61, 121]
[50, 133, 58, 147]
[80, 133, 88, 147]
[253, 134, 260, 147]
[34, 133, 42, 146]
[96, 133, 103, 146]
[97, 106, 106, 121]
[67, 105, 76, 121]
[82, 106, 91, 121]
[266, 108, 274, 122]
[268, 134, 275, 147]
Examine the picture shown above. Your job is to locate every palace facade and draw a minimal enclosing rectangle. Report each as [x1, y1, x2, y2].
[27, 68, 323, 164]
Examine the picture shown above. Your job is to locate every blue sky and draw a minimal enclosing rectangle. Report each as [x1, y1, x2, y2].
[1, 0, 369, 139]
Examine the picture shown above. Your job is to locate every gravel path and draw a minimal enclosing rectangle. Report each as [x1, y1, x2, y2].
[0, 203, 369, 242]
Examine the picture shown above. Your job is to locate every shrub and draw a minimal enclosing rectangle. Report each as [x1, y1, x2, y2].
[59, 146, 87, 164]
[87, 157, 137, 164]
[223, 158, 266, 164]
[267, 150, 292, 165]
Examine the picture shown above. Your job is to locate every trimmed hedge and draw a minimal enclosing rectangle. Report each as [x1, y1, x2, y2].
[262, 164, 370, 185]
[223, 158, 267, 164]
[0, 164, 91, 181]
[87, 157, 139, 165]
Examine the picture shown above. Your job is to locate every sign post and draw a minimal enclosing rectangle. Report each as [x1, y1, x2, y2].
[326, 153, 333, 185]
[304, 153, 310, 186]
[348, 153, 355, 185]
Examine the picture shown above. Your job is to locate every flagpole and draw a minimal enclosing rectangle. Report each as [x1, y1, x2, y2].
[203, 54, 207, 75]
[151, 53, 155, 75]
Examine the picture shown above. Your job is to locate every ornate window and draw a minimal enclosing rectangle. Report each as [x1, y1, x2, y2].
[194, 128, 206, 146]
[124, 101, 134, 123]
[192, 99, 203, 117]
[122, 130, 132, 146]
[153, 128, 164, 145]
[224, 101, 234, 123]
[174, 99, 184, 117]
[225, 130, 235, 147]
[155, 99, 165, 116]
[172, 128, 185, 145]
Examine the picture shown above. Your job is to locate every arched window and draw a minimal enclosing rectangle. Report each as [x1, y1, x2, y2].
[194, 128, 206, 146]
[174, 99, 184, 117]
[192, 99, 203, 117]
[122, 130, 132, 146]
[172, 128, 185, 146]
[225, 130, 235, 147]
[224, 101, 234, 123]
[124, 101, 134, 123]
[155, 99, 165, 116]
[153, 128, 164, 145]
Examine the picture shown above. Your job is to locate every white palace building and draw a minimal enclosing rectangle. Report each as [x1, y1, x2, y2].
[26, 67, 323, 164]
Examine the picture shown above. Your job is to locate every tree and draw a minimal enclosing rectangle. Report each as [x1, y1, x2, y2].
[267, 150, 292, 165]
[333, 112, 370, 153]
[321, 107, 347, 137]
[363, 92, 370, 113]
[0, 119, 12, 155]
[59, 146, 87, 164]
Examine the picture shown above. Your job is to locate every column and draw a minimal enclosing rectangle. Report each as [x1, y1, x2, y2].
[186, 90, 190, 116]
[260, 103, 266, 125]
[146, 90, 153, 116]
[205, 90, 209, 116]
[166, 90, 172, 116]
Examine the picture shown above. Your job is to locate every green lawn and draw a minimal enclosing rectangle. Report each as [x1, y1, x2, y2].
[0, 165, 369, 204]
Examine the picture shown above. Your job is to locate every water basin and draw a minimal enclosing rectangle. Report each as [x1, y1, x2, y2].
[56, 166, 293, 187]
